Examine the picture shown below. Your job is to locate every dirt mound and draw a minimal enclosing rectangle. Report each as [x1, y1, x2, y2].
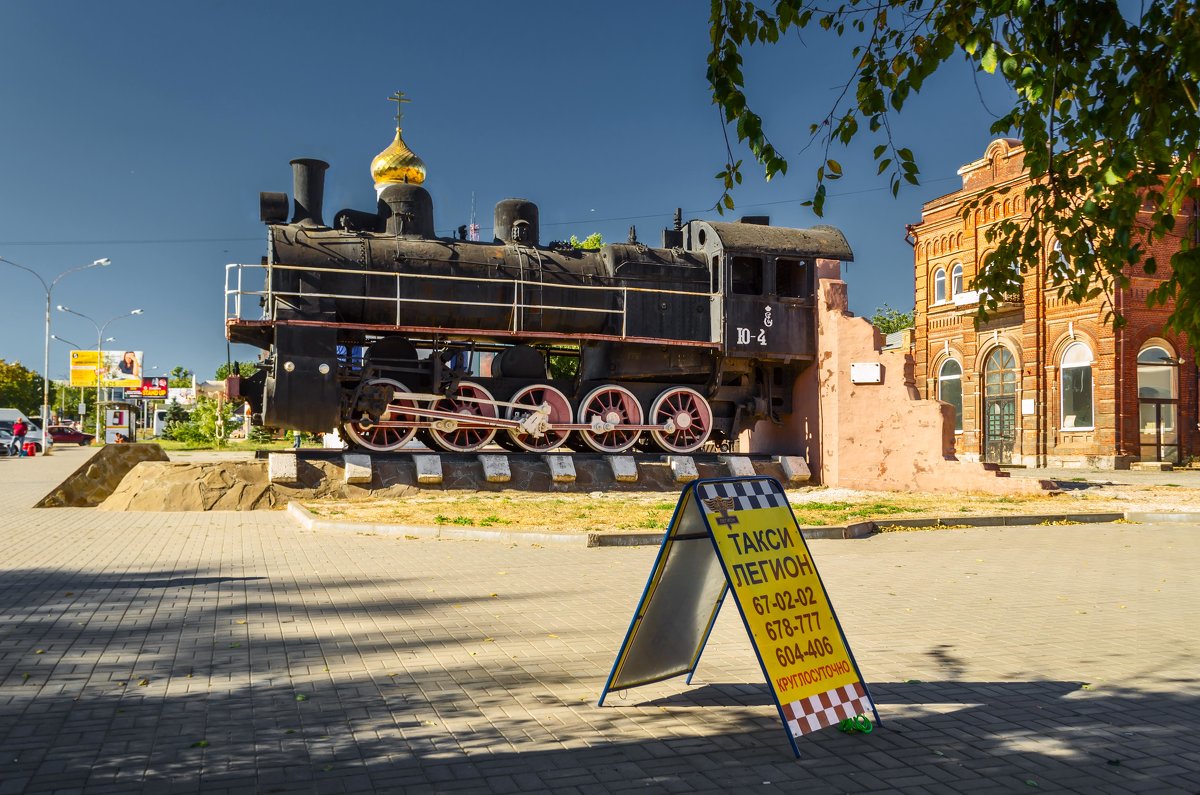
[37, 443, 170, 508]
[99, 458, 351, 511]
[100, 461, 280, 511]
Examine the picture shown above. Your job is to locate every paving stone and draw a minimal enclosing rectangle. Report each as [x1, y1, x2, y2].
[608, 455, 638, 482]
[477, 454, 511, 483]
[341, 454, 372, 485]
[1, 447, 1198, 792]
[719, 455, 756, 477]
[413, 454, 443, 484]
[267, 452, 298, 484]
[777, 455, 811, 483]
[668, 456, 698, 482]
[542, 455, 576, 483]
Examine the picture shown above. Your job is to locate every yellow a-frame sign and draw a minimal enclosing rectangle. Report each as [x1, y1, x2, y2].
[599, 477, 879, 757]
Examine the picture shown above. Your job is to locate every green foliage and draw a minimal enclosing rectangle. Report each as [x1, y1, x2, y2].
[171, 397, 235, 446]
[547, 346, 580, 380]
[869, 304, 915, 335]
[708, 0, 1200, 338]
[568, 233, 605, 250]
[168, 366, 192, 388]
[160, 399, 228, 443]
[160, 402, 189, 441]
[248, 424, 274, 444]
[0, 360, 43, 415]
[214, 362, 257, 380]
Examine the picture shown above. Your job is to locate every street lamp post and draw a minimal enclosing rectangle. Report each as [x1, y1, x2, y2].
[0, 257, 110, 438]
[57, 306, 144, 442]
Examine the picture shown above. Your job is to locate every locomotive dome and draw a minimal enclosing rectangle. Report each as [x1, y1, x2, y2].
[370, 90, 426, 190]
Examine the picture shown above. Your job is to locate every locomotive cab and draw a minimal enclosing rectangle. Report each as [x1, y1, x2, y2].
[682, 219, 852, 363]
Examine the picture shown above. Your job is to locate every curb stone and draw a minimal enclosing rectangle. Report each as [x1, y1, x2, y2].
[286, 503, 1199, 547]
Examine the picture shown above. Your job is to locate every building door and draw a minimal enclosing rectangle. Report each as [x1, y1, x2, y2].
[1137, 345, 1180, 462]
[983, 347, 1018, 464]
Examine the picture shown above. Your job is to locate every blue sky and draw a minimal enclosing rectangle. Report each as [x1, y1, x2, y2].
[0, 1, 1014, 381]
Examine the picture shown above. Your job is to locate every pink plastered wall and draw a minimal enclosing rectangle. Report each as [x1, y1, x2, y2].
[747, 265, 1048, 494]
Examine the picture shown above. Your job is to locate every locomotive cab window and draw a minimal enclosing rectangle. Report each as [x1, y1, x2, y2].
[731, 256, 763, 295]
[710, 256, 720, 293]
[775, 258, 810, 299]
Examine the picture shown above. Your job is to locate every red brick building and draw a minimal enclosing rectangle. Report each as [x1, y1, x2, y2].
[911, 138, 1195, 468]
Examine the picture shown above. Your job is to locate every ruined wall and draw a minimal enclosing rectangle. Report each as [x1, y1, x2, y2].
[748, 265, 1049, 494]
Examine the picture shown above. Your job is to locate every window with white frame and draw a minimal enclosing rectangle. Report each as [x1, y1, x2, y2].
[1060, 342, 1094, 429]
[950, 263, 963, 297]
[938, 358, 963, 432]
[1053, 238, 1092, 277]
[933, 268, 946, 304]
[1138, 345, 1177, 432]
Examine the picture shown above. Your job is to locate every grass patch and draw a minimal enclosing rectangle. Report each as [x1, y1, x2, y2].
[299, 483, 1155, 536]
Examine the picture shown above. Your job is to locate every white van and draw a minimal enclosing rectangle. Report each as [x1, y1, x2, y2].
[0, 408, 53, 452]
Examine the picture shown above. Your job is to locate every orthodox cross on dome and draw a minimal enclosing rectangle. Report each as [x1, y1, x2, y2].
[388, 90, 411, 126]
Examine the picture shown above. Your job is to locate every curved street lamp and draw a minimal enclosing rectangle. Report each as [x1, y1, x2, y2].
[56, 306, 144, 441]
[0, 256, 109, 435]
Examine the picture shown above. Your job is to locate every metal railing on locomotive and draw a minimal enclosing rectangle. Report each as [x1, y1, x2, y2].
[225, 261, 714, 342]
[224, 261, 717, 443]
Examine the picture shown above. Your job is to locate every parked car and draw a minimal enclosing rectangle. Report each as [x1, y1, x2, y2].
[0, 429, 14, 455]
[0, 418, 51, 453]
[46, 425, 95, 446]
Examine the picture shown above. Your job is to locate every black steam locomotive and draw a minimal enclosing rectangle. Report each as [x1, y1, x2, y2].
[226, 157, 853, 454]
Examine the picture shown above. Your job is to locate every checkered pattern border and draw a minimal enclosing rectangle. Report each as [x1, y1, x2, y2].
[698, 479, 788, 513]
[781, 682, 874, 737]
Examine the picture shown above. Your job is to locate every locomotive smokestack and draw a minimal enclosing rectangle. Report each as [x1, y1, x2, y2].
[290, 158, 330, 227]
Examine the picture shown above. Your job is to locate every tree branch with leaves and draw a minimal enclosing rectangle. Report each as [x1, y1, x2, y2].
[708, 0, 1200, 336]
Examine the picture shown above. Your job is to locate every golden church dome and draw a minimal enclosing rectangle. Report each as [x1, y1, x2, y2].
[371, 90, 426, 187]
[371, 129, 426, 187]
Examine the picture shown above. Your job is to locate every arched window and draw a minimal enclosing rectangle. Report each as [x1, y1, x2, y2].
[1053, 239, 1092, 275]
[950, 263, 964, 297]
[933, 268, 946, 303]
[938, 359, 963, 432]
[1138, 344, 1179, 461]
[1060, 342, 1094, 430]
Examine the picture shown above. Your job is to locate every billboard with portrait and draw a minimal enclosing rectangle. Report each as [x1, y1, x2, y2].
[68, 350, 144, 388]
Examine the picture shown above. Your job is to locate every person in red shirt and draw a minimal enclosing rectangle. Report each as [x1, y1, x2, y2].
[11, 418, 28, 456]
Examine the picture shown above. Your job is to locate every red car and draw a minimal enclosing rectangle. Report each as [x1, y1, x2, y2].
[47, 426, 95, 446]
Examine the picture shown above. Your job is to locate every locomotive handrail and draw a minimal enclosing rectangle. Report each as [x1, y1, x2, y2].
[263, 261, 713, 297]
[224, 261, 716, 339]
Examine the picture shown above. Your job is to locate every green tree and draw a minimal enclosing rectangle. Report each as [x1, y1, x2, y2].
[569, 233, 605, 250]
[0, 360, 43, 415]
[707, 1, 1200, 336]
[161, 401, 190, 441]
[215, 362, 256, 380]
[168, 366, 192, 388]
[869, 304, 915, 335]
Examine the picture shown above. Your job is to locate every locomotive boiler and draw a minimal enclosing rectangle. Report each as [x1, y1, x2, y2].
[225, 104, 854, 455]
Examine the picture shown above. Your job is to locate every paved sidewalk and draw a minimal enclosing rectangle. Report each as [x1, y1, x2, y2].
[0, 448, 1197, 793]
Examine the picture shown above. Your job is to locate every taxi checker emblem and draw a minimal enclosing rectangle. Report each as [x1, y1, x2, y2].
[702, 495, 740, 528]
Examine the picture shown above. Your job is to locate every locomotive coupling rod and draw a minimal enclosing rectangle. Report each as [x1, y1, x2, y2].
[399, 392, 553, 414]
